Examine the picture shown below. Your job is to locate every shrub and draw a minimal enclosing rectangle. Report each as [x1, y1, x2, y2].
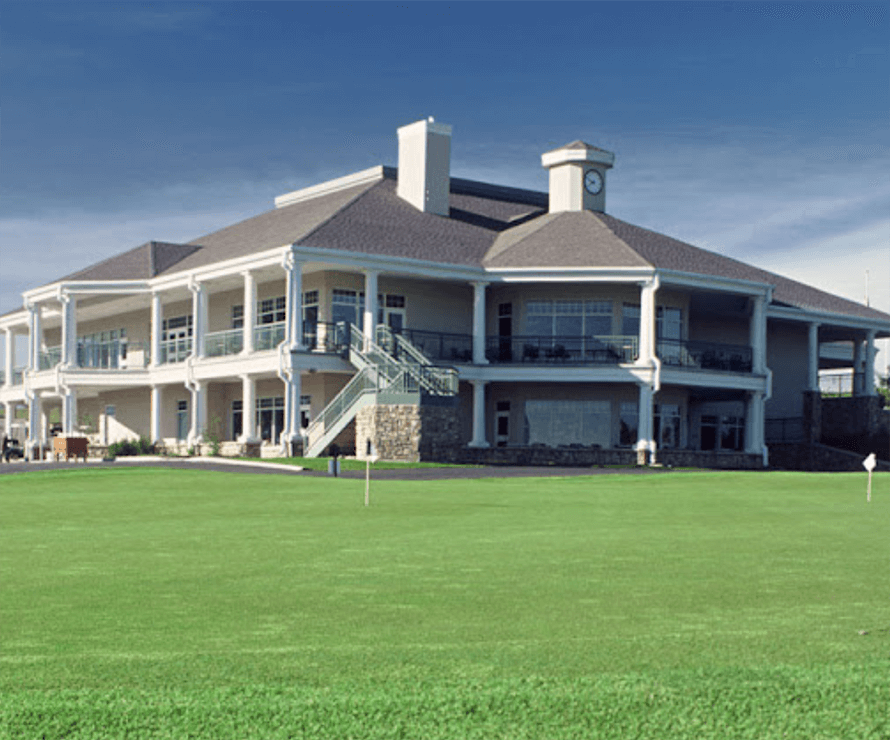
[108, 437, 155, 457]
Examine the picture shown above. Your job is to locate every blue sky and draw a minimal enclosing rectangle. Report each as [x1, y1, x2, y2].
[1, 1, 888, 368]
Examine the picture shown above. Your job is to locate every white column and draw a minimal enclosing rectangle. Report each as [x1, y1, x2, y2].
[639, 278, 658, 365]
[283, 370, 301, 452]
[150, 292, 162, 367]
[188, 381, 206, 445]
[807, 323, 820, 392]
[28, 303, 43, 370]
[285, 257, 304, 350]
[4, 328, 14, 387]
[63, 391, 77, 435]
[3, 401, 12, 437]
[60, 293, 77, 367]
[363, 270, 379, 349]
[242, 270, 256, 355]
[27, 393, 41, 460]
[864, 330, 877, 396]
[468, 380, 489, 448]
[190, 281, 206, 358]
[636, 384, 654, 465]
[471, 281, 489, 364]
[150, 386, 162, 443]
[749, 294, 767, 373]
[240, 375, 256, 441]
[745, 390, 765, 455]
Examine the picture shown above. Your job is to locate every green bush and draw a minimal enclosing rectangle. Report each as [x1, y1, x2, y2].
[108, 437, 154, 457]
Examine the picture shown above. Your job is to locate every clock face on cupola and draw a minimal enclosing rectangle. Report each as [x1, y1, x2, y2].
[541, 140, 614, 214]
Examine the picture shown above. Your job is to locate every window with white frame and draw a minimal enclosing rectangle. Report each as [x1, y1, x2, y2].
[525, 300, 613, 338]
[259, 296, 286, 325]
[78, 328, 127, 368]
[300, 394, 311, 429]
[621, 304, 640, 337]
[656, 307, 682, 340]
[231, 305, 244, 329]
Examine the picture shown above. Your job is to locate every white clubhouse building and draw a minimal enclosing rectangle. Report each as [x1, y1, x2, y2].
[2, 119, 888, 466]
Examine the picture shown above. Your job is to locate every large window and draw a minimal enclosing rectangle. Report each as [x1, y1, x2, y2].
[259, 296, 286, 325]
[622, 304, 640, 336]
[526, 300, 612, 338]
[525, 400, 611, 448]
[701, 415, 745, 451]
[162, 316, 192, 364]
[332, 289, 364, 326]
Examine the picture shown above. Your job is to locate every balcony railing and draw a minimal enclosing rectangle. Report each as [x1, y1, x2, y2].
[657, 339, 753, 373]
[254, 321, 286, 351]
[303, 321, 349, 353]
[38, 341, 151, 370]
[486, 335, 639, 364]
[399, 329, 474, 363]
[159, 337, 192, 365]
[39, 346, 62, 371]
[205, 328, 243, 358]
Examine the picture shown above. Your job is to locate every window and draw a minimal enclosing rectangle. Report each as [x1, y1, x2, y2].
[622, 304, 640, 337]
[176, 400, 189, 441]
[525, 400, 611, 448]
[162, 316, 192, 364]
[657, 307, 682, 340]
[231, 305, 244, 329]
[332, 289, 364, 326]
[259, 296, 286, 325]
[525, 300, 613, 338]
[232, 400, 243, 439]
[619, 402, 638, 447]
[654, 404, 681, 449]
[701, 414, 745, 452]
[495, 401, 510, 447]
[257, 396, 285, 443]
[300, 394, 311, 429]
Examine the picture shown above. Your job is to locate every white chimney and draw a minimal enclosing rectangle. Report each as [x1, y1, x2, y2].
[397, 117, 452, 216]
[541, 141, 615, 214]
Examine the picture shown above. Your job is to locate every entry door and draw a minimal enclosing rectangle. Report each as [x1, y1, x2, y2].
[384, 307, 405, 333]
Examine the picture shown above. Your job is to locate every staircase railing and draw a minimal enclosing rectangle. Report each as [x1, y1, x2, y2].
[304, 366, 379, 450]
[373, 324, 458, 396]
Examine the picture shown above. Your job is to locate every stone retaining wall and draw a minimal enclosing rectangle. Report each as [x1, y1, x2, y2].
[355, 404, 461, 462]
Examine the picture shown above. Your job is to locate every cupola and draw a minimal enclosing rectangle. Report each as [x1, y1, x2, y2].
[541, 141, 615, 214]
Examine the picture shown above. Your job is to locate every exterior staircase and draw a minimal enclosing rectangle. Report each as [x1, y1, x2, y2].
[303, 324, 457, 457]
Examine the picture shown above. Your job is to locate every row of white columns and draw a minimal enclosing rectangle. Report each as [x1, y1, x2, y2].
[808, 323, 877, 395]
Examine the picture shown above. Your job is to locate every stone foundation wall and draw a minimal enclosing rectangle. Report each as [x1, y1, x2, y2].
[769, 442, 890, 472]
[822, 396, 888, 438]
[355, 404, 461, 462]
[448, 445, 762, 470]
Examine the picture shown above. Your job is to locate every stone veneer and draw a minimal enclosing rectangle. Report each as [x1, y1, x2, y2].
[355, 404, 461, 462]
[450, 445, 763, 469]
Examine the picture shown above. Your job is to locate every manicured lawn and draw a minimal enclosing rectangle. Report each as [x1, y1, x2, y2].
[1, 469, 888, 738]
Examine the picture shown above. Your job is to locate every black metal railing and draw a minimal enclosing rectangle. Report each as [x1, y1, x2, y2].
[399, 329, 474, 363]
[657, 339, 753, 373]
[485, 335, 638, 365]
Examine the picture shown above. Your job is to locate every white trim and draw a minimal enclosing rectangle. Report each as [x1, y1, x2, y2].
[768, 305, 890, 334]
[656, 269, 772, 296]
[489, 267, 655, 283]
[274, 165, 387, 209]
[541, 148, 615, 168]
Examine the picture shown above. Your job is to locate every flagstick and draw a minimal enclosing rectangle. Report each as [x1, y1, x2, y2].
[867, 469, 872, 503]
[365, 458, 370, 507]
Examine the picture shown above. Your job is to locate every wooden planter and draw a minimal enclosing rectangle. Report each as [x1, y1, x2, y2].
[53, 436, 88, 462]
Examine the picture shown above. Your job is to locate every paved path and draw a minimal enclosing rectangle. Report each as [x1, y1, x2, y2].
[0, 457, 670, 480]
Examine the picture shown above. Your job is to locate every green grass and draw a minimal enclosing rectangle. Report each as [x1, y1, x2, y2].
[1, 469, 888, 738]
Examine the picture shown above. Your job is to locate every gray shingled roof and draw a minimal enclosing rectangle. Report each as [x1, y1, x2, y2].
[25, 167, 889, 325]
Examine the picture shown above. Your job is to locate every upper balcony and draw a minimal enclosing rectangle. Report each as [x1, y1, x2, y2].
[37, 341, 151, 371]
